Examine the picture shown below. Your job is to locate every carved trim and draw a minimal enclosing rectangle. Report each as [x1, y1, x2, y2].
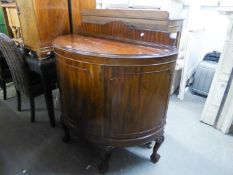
[61, 58, 94, 79]
[105, 121, 166, 139]
[67, 65, 88, 72]
[54, 50, 178, 66]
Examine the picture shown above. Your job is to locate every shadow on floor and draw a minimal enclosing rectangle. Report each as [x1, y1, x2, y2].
[1, 84, 233, 175]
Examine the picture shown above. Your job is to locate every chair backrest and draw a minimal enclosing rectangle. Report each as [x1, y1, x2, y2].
[0, 33, 30, 95]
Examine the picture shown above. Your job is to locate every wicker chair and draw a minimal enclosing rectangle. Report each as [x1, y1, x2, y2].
[0, 33, 55, 125]
[0, 51, 12, 100]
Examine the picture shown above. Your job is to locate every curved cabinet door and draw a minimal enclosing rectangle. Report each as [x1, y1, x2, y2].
[57, 55, 104, 135]
[103, 64, 174, 139]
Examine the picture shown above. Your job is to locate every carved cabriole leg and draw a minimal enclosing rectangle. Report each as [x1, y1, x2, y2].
[150, 135, 165, 164]
[99, 146, 115, 174]
[60, 117, 71, 143]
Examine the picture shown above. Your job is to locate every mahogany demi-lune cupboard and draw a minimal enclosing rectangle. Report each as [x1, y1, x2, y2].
[53, 9, 183, 173]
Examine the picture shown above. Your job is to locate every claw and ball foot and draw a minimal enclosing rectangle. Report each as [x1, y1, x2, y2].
[150, 135, 165, 164]
[99, 147, 114, 174]
[61, 122, 71, 143]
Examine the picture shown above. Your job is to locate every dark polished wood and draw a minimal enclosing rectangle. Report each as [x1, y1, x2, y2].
[99, 146, 115, 173]
[78, 22, 175, 46]
[55, 9, 182, 172]
[150, 135, 165, 163]
[54, 34, 177, 147]
[79, 9, 183, 47]
[53, 34, 177, 57]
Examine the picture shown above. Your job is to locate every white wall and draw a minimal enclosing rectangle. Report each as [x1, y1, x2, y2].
[199, 7, 229, 59]
[182, 1, 229, 59]
[97, 0, 228, 57]
[181, 5, 228, 79]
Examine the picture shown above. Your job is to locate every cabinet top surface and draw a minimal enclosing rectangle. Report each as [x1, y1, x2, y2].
[53, 35, 177, 59]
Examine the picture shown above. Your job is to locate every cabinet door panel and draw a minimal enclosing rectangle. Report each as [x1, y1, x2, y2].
[104, 65, 172, 138]
[57, 55, 104, 136]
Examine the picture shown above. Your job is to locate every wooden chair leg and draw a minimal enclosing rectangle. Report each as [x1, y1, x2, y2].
[2, 80, 7, 100]
[40, 74, 56, 127]
[43, 89, 56, 127]
[29, 97, 35, 123]
[16, 90, 21, 111]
